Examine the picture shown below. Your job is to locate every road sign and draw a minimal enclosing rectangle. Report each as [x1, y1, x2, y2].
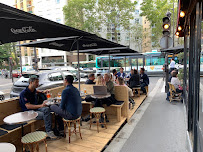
[160, 36, 173, 49]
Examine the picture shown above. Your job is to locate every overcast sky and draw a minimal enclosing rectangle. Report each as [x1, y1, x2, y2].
[0, 0, 14, 6]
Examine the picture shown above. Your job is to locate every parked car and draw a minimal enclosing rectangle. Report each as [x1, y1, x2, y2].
[12, 70, 22, 78]
[40, 66, 88, 78]
[10, 70, 76, 98]
[0, 91, 5, 101]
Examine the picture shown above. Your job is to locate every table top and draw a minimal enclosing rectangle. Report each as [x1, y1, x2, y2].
[90, 93, 111, 99]
[3, 111, 38, 125]
[0, 143, 16, 152]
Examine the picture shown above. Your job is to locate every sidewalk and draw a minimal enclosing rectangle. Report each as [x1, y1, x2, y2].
[105, 78, 187, 152]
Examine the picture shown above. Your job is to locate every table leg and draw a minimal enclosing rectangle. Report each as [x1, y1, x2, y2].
[21, 124, 24, 152]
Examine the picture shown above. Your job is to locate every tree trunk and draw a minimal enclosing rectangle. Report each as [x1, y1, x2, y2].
[12, 43, 18, 65]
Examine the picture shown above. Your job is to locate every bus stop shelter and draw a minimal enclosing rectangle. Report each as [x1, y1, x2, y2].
[161, 45, 184, 92]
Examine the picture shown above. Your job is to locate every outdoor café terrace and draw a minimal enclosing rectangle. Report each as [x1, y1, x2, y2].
[0, 82, 148, 152]
[0, 2, 147, 152]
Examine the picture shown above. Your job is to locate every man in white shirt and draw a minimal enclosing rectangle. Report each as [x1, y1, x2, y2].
[169, 58, 176, 73]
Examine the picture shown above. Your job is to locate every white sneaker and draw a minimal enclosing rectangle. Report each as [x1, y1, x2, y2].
[47, 131, 58, 140]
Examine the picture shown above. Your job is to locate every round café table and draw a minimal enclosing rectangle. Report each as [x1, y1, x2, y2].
[4, 111, 38, 152]
[90, 93, 111, 99]
[3, 111, 38, 136]
[0, 143, 16, 152]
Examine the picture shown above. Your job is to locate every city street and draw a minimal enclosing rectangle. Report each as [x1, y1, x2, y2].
[0, 77, 18, 99]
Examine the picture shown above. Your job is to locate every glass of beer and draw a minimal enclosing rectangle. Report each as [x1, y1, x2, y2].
[84, 89, 87, 95]
[57, 92, 61, 98]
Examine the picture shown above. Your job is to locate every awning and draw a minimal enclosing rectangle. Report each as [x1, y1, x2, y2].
[18, 36, 138, 55]
[0, 3, 93, 44]
[160, 45, 185, 54]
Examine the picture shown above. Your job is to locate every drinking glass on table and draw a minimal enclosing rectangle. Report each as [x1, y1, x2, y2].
[46, 93, 52, 99]
[84, 89, 87, 95]
[57, 92, 61, 98]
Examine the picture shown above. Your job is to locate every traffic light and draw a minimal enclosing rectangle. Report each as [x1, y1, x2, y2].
[162, 16, 171, 36]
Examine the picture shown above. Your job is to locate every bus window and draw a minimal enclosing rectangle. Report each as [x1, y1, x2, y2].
[151, 56, 165, 65]
[145, 57, 151, 66]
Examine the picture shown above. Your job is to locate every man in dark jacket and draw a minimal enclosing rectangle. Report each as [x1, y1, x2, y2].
[50, 75, 82, 135]
[140, 68, 149, 94]
[85, 73, 95, 84]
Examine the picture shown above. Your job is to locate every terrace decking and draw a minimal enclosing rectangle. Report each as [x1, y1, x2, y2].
[39, 95, 146, 152]
[0, 84, 147, 152]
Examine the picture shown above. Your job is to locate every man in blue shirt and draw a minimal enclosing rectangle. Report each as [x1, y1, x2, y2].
[50, 75, 82, 134]
[117, 67, 126, 78]
[19, 75, 57, 139]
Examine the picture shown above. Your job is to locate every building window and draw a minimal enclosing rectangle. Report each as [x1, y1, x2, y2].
[135, 18, 139, 24]
[126, 36, 130, 41]
[135, 9, 139, 15]
[144, 20, 146, 24]
[112, 37, 116, 41]
[145, 28, 146, 31]
[55, 0, 60, 4]
[56, 18, 61, 23]
[97, 28, 102, 32]
[117, 36, 121, 42]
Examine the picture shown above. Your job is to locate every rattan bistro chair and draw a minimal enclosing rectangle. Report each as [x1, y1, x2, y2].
[21, 131, 47, 152]
[168, 82, 182, 102]
[63, 116, 82, 143]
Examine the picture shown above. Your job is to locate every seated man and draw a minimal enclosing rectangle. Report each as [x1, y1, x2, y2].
[19, 75, 57, 139]
[85, 73, 95, 84]
[50, 75, 82, 134]
[117, 67, 126, 78]
[140, 68, 149, 94]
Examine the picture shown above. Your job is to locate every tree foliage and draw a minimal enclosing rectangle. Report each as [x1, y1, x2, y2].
[140, 0, 177, 48]
[63, 0, 99, 33]
[63, 0, 137, 43]
[0, 43, 19, 68]
[97, 0, 136, 42]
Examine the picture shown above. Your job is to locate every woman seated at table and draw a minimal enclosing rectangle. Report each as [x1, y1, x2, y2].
[128, 69, 140, 89]
[171, 71, 183, 93]
[116, 77, 135, 107]
[96, 75, 106, 86]
[94, 73, 117, 107]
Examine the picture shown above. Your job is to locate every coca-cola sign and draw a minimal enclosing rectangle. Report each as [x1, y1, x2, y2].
[10, 26, 37, 34]
[49, 42, 64, 47]
[82, 43, 97, 48]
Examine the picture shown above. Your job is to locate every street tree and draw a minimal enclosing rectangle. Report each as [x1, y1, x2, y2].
[0, 43, 19, 68]
[140, 0, 177, 48]
[129, 23, 151, 52]
[63, 0, 100, 34]
[97, 0, 137, 43]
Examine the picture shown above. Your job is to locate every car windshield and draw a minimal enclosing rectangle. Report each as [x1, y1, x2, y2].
[22, 73, 39, 78]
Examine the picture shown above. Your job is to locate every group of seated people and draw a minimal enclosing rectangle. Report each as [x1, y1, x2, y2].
[110, 67, 149, 94]
[19, 75, 82, 139]
[18, 68, 149, 140]
[85, 67, 149, 107]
